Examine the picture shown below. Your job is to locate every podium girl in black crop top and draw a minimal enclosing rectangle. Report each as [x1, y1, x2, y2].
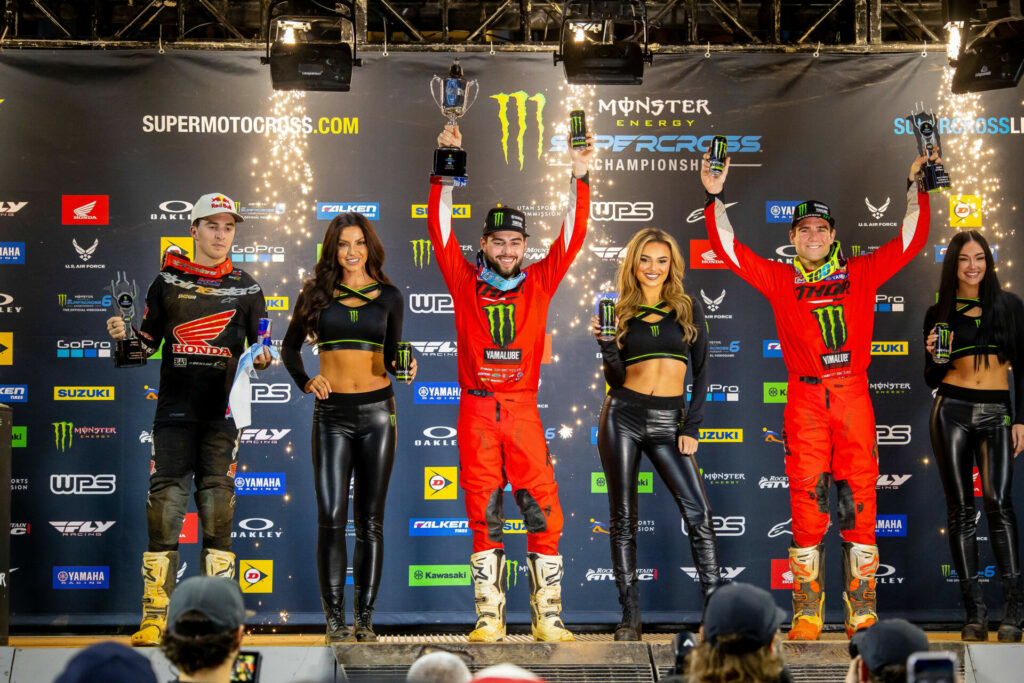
[924, 230, 1024, 642]
[282, 213, 415, 643]
[589, 228, 720, 641]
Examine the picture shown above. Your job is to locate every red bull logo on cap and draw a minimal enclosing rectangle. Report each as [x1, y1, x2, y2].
[211, 195, 233, 210]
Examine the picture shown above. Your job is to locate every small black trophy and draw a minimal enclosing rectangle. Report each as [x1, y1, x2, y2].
[908, 104, 951, 194]
[109, 271, 147, 368]
[430, 60, 479, 186]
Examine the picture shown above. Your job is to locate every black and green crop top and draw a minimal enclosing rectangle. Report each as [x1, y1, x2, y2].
[282, 282, 404, 389]
[923, 294, 1024, 422]
[597, 299, 709, 438]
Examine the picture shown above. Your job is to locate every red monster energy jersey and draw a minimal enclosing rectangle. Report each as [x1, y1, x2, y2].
[704, 185, 929, 379]
[427, 176, 589, 393]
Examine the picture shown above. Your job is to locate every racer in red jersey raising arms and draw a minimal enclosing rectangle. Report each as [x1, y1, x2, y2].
[429, 123, 594, 642]
[701, 151, 933, 639]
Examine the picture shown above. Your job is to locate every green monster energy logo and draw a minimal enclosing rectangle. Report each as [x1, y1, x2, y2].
[53, 421, 73, 451]
[491, 92, 546, 171]
[410, 239, 432, 269]
[811, 304, 847, 351]
[390, 413, 397, 427]
[506, 559, 518, 589]
[493, 212, 504, 227]
[850, 245, 861, 257]
[650, 325, 660, 337]
[349, 310, 358, 323]
[484, 303, 516, 348]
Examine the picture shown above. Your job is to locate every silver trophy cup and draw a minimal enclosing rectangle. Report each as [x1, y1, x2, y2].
[430, 61, 479, 186]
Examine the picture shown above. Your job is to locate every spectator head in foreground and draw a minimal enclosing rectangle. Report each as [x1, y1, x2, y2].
[847, 619, 930, 683]
[56, 641, 158, 683]
[472, 663, 545, 682]
[406, 650, 472, 683]
[160, 576, 246, 683]
[687, 581, 787, 683]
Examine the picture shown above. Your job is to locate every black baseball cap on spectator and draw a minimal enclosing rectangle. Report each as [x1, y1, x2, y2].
[55, 641, 157, 683]
[849, 619, 930, 674]
[483, 207, 529, 237]
[791, 200, 835, 229]
[703, 581, 786, 654]
[167, 576, 246, 635]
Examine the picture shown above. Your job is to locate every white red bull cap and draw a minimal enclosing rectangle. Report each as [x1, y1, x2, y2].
[190, 193, 243, 223]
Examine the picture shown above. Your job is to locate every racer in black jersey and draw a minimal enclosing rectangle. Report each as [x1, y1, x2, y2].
[106, 192, 268, 646]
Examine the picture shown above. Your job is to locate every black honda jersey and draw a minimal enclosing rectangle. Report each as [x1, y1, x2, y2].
[137, 253, 267, 424]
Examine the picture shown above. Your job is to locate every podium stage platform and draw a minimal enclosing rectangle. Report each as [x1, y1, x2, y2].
[5, 633, 1024, 682]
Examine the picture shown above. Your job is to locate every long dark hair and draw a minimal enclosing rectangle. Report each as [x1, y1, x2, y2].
[293, 213, 392, 343]
[934, 230, 1015, 368]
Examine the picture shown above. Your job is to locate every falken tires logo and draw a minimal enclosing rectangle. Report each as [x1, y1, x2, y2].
[484, 303, 516, 348]
[172, 310, 235, 357]
[492, 92, 547, 170]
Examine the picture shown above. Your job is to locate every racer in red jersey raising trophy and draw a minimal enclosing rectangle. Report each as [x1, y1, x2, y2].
[700, 151, 933, 639]
[428, 123, 593, 642]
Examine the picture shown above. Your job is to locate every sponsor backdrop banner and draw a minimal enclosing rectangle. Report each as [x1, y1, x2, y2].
[0, 50, 1021, 626]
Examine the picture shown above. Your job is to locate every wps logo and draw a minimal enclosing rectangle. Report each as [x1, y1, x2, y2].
[484, 303, 517, 347]
[49, 474, 116, 495]
[591, 202, 654, 222]
[876, 424, 912, 445]
[811, 305, 847, 350]
[251, 383, 291, 403]
[950, 194, 982, 228]
[871, 341, 909, 355]
[410, 239, 433, 269]
[52, 422, 74, 452]
[240, 560, 273, 593]
[172, 310, 235, 357]
[425, 467, 458, 499]
[683, 516, 745, 537]
[492, 91, 546, 170]
[411, 204, 470, 218]
[266, 296, 289, 312]
[62, 195, 109, 225]
[409, 293, 454, 314]
[689, 240, 726, 269]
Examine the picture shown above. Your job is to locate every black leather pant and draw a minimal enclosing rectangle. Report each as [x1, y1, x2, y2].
[148, 421, 238, 552]
[312, 388, 396, 608]
[930, 389, 1019, 581]
[597, 388, 721, 593]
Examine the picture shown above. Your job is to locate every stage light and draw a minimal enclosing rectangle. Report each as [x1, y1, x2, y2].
[262, 1, 361, 92]
[944, 1, 1024, 93]
[553, 1, 653, 85]
[952, 33, 1024, 93]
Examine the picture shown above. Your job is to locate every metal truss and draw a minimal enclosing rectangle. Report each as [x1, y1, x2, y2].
[0, 1, 949, 53]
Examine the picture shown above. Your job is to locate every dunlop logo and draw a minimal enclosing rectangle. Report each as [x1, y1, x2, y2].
[491, 92, 547, 170]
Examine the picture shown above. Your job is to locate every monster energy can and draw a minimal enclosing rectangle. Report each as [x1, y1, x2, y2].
[708, 135, 728, 176]
[396, 341, 413, 381]
[569, 109, 587, 149]
[599, 298, 617, 340]
[933, 323, 951, 364]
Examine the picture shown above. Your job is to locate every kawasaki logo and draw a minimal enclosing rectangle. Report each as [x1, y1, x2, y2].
[410, 239, 432, 269]
[811, 304, 846, 351]
[484, 303, 516, 348]
[53, 422, 73, 451]
[492, 91, 547, 170]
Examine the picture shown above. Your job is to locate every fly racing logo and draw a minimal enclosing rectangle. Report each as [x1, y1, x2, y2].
[72, 239, 98, 262]
[591, 202, 654, 222]
[876, 474, 912, 489]
[588, 244, 627, 260]
[49, 521, 116, 537]
[491, 91, 546, 170]
[53, 422, 74, 452]
[811, 305, 846, 351]
[681, 567, 746, 581]
[865, 197, 891, 219]
[650, 325, 659, 337]
[410, 239, 432, 269]
[239, 428, 291, 444]
[172, 310, 235, 357]
[484, 303, 516, 348]
[349, 310, 358, 323]
[409, 341, 458, 356]
[0, 201, 27, 216]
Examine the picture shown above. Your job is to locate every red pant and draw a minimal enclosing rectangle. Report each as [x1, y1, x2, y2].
[783, 374, 878, 547]
[457, 391, 563, 555]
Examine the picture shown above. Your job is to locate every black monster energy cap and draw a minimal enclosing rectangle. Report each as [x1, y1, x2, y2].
[483, 206, 529, 237]
[791, 200, 835, 229]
